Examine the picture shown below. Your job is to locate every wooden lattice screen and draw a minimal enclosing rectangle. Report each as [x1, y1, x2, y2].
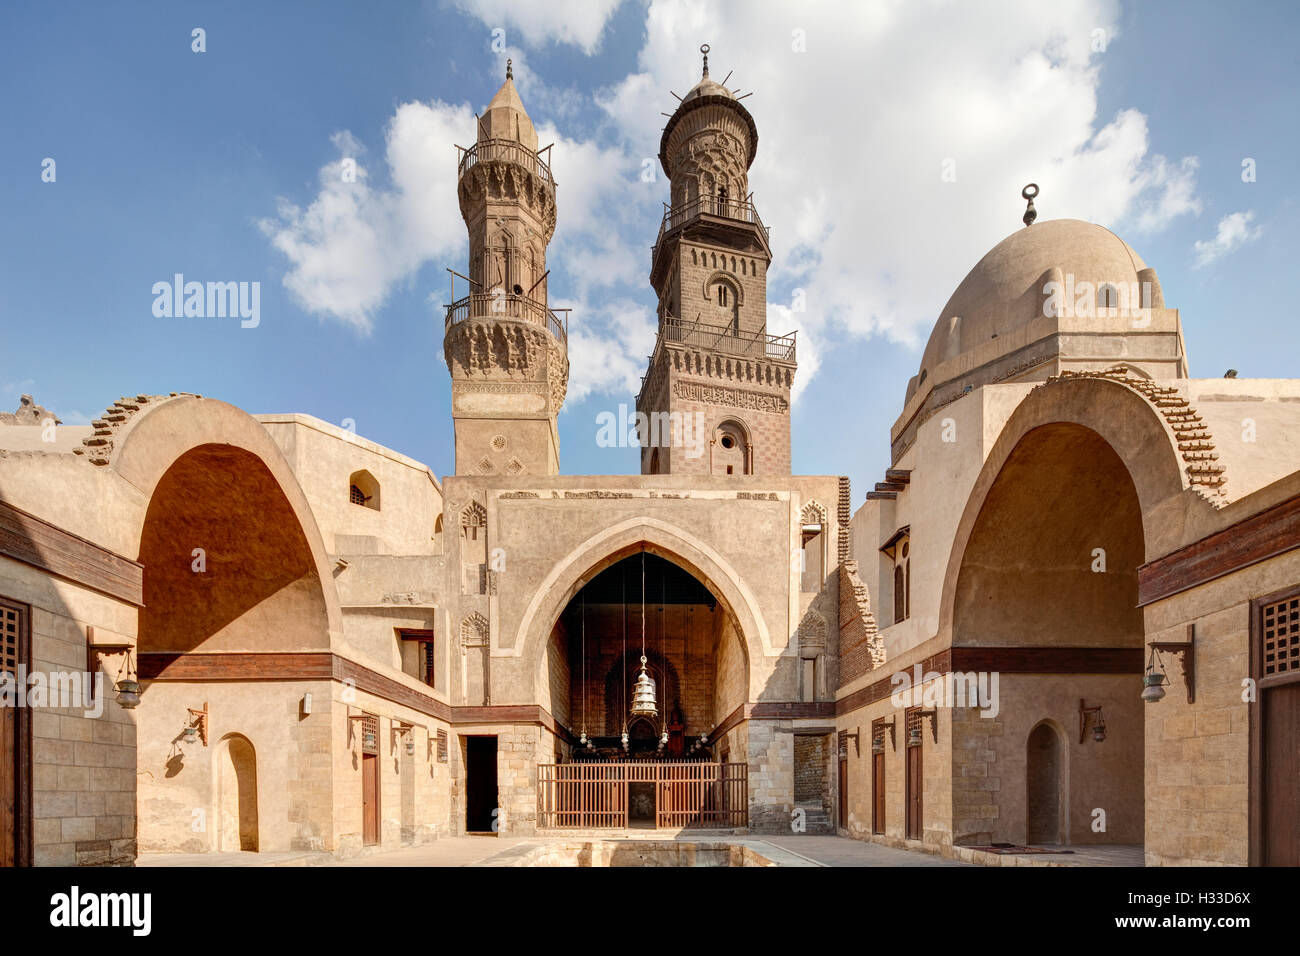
[360, 715, 379, 755]
[0, 601, 20, 677]
[1262, 594, 1300, 677]
[422, 641, 436, 687]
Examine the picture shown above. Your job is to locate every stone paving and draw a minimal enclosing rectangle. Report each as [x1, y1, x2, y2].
[140, 833, 974, 867]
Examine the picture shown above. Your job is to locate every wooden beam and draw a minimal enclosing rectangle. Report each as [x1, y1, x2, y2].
[1138, 492, 1300, 606]
[0, 500, 143, 606]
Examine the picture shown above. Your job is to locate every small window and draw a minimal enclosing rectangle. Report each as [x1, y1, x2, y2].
[422, 641, 436, 687]
[1099, 283, 1119, 310]
[721, 434, 736, 450]
[718, 284, 729, 306]
[436, 729, 449, 763]
[348, 469, 380, 511]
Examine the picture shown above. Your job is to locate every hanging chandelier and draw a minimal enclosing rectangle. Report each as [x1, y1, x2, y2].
[632, 656, 658, 716]
[630, 551, 658, 718]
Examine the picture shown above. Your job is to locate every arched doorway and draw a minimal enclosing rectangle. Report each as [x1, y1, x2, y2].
[1026, 722, 1065, 845]
[949, 422, 1146, 846]
[537, 548, 750, 829]
[217, 734, 259, 851]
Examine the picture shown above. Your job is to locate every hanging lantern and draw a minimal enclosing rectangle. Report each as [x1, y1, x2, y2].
[908, 722, 923, 747]
[659, 731, 668, 747]
[1141, 671, 1167, 703]
[1142, 648, 1168, 703]
[405, 736, 416, 756]
[114, 678, 140, 710]
[1091, 714, 1107, 743]
[182, 724, 199, 745]
[621, 731, 629, 749]
[872, 734, 884, 755]
[631, 655, 658, 717]
[579, 731, 587, 746]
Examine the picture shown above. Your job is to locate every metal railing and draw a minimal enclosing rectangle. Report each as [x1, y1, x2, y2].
[444, 291, 567, 344]
[656, 195, 768, 247]
[537, 761, 747, 829]
[661, 314, 796, 362]
[458, 138, 554, 190]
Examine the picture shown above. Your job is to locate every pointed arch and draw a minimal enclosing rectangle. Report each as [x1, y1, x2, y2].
[514, 518, 772, 699]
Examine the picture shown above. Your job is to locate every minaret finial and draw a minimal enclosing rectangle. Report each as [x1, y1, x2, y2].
[506, 58, 513, 81]
[700, 43, 710, 78]
[1022, 183, 1039, 227]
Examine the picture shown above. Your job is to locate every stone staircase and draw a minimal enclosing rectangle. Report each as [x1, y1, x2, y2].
[794, 804, 835, 835]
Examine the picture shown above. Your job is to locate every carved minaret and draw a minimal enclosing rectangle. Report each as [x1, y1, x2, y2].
[637, 45, 795, 476]
[444, 61, 569, 477]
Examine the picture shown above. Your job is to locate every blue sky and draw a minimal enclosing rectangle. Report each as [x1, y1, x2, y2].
[2, 0, 1296, 500]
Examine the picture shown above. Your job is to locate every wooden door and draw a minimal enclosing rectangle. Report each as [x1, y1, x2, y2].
[838, 756, 848, 829]
[1252, 590, 1300, 866]
[361, 753, 379, 846]
[871, 750, 885, 834]
[1262, 682, 1299, 865]
[1, 598, 28, 867]
[906, 743, 922, 841]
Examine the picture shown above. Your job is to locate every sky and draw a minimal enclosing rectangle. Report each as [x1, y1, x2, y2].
[2, 0, 1297, 501]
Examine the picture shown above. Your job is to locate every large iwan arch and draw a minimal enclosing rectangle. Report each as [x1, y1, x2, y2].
[515, 517, 772, 699]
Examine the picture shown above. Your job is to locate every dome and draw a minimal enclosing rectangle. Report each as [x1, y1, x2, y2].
[682, 76, 733, 102]
[658, 48, 758, 176]
[913, 218, 1164, 400]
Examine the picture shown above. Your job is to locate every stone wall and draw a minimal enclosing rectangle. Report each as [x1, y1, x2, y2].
[1, 558, 138, 867]
[1141, 547, 1300, 865]
[747, 719, 793, 832]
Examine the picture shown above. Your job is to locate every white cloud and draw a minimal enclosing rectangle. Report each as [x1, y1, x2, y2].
[453, 0, 621, 54]
[597, 0, 1203, 376]
[1193, 211, 1262, 268]
[561, 298, 657, 405]
[1133, 155, 1201, 232]
[264, 0, 1208, 406]
[259, 101, 474, 332]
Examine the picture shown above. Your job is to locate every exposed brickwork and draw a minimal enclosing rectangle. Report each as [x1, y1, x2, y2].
[1045, 366, 1228, 507]
[837, 559, 883, 686]
[74, 394, 180, 466]
[837, 476, 851, 562]
[793, 734, 828, 805]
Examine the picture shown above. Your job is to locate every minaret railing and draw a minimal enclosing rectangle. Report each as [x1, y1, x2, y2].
[659, 314, 795, 362]
[655, 196, 767, 248]
[458, 138, 555, 190]
[444, 291, 568, 345]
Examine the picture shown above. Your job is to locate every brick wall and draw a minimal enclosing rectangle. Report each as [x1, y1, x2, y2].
[793, 734, 828, 807]
[838, 559, 883, 686]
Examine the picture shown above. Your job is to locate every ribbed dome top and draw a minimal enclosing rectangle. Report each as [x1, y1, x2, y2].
[682, 76, 734, 102]
[916, 218, 1155, 392]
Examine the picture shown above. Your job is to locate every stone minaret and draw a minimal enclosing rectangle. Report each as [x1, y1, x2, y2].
[637, 46, 796, 477]
[444, 61, 569, 477]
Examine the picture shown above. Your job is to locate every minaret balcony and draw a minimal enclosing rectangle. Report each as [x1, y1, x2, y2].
[635, 317, 796, 407]
[659, 314, 795, 362]
[444, 291, 568, 346]
[655, 196, 768, 249]
[458, 138, 555, 194]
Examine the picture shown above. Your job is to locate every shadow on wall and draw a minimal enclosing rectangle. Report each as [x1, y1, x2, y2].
[136, 443, 328, 660]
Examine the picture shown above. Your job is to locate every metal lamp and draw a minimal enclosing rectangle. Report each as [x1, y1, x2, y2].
[1142, 647, 1168, 703]
[631, 656, 658, 717]
[114, 679, 141, 709]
